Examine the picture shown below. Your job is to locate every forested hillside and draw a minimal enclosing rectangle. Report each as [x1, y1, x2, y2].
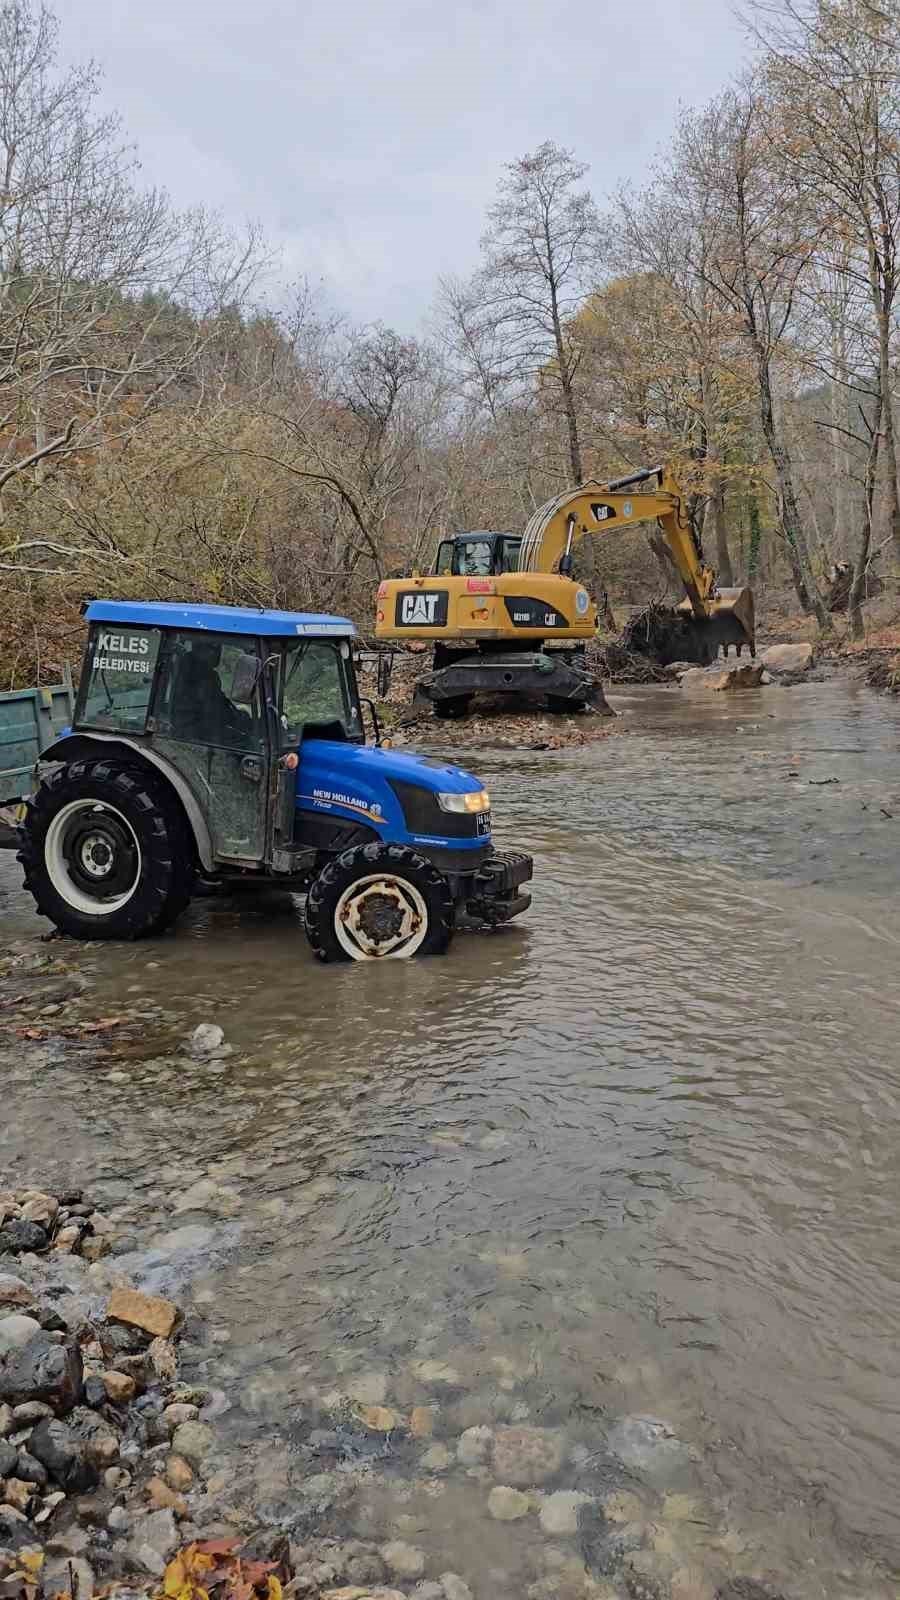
[2, 0, 899, 683]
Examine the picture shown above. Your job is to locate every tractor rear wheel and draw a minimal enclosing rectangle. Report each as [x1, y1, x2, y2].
[305, 841, 454, 962]
[19, 758, 194, 940]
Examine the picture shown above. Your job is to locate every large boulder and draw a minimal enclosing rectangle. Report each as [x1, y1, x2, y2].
[680, 662, 766, 693]
[27, 1416, 99, 1493]
[0, 1331, 83, 1413]
[761, 642, 814, 678]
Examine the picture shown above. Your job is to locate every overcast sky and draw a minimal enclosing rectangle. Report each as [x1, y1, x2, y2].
[57, 0, 747, 332]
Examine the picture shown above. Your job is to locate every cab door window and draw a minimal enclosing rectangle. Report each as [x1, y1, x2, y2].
[153, 633, 266, 752]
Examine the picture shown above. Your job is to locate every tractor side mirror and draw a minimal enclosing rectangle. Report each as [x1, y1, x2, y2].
[230, 651, 261, 705]
[377, 650, 394, 700]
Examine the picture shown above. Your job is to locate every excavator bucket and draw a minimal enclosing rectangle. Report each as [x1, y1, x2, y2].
[684, 584, 756, 660]
[625, 586, 756, 667]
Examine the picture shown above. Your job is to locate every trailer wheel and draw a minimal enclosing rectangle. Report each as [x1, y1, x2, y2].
[305, 841, 454, 962]
[433, 695, 472, 720]
[18, 759, 194, 940]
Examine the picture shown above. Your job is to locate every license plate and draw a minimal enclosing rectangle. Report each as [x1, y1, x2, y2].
[476, 810, 492, 835]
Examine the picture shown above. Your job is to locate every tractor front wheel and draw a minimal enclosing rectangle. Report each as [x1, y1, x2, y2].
[305, 842, 454, 962]
[19, 759, 194, 940]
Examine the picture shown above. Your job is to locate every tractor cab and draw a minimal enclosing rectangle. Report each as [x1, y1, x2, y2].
[19, 600, 532, 960]
[433, 532, 522, 579]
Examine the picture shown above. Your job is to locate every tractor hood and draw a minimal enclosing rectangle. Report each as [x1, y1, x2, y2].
[304, 740, 483, 794]
[296, 739, 490, 848]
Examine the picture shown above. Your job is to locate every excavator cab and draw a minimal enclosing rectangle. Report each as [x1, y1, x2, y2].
[433, 533, 522, 579]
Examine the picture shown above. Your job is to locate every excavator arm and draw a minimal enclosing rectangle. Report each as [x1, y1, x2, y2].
[519, 464, 714, 618]
[518, 463, 754, 658]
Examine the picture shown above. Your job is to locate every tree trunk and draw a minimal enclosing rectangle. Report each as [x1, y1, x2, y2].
[849, 396, 882, 641]
[875, 302, 900, 560]
[706, 474, 734, 584]
[754, 343, 829, 626]
[748, 490, 762, 581]
[547, 260, 583, 484]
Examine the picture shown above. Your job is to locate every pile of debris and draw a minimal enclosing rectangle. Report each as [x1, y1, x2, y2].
[391, 703, 620, 753]
[866, 653, 900, 693]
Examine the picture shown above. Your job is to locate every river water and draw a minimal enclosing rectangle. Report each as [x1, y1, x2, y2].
[2, 678, 899, 1598]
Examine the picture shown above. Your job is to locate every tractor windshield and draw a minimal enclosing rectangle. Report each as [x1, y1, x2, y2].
[279, 639, 362, 745]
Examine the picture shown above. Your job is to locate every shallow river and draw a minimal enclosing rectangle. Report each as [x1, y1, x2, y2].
[2, 678, 900, 1597]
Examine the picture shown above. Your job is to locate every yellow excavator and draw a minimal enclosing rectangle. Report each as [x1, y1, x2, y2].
[375, 465, 755, 717]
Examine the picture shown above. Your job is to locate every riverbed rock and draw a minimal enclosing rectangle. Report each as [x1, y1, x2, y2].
[148, 1338, 178, 1383]
[170, 1421, 214, 1466]
[107, 1287, 178, 1340]
[761, 642, 814, 678]
[0, 1317, 41, 1356]
[0, 1278, 33, 1311]
[380, 1540, 426, 1579]
[189, 1023, 226, 1058]
[420, 1443, 452, 1473]
[411, 1360, 460, 1388]
[18, 1196, 58, 1229]
[42, 1554, 95, 1599]
[487, 1485, 530, 1521]
[165, 1454, 194, 1491]
[146, 1476, 188, 1517]
[680, 663, 766, 693]
[491, 1426, 564, 1487]
[356, 1405, 400, 1433]
[0, 1440, 17, 1477]
[0, 1222, 48, 1256]
[408, 1407, 435, 1439]
[130, 1506, 179, 1566]
[14, 1449, 48, 1486]
[102, 1371, 136, 1405]
[0, 1333, 83, 1413]
[440, 1577, 473, 1600]
[457, 1425, 492, 1466]
[347, 1372, 389, 1407]
[28, 1417, 99, 1493]
[539, 1490, 594, 1535]
[607, 1415, 691, 1481]
[0, 1402, 13, 1437]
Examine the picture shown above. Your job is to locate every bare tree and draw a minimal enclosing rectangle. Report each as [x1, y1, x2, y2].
[0, 0, 264, 566]
[751, 0, 900, 561]
[673, 87, 831, 624]
[440, 141, 599, 486]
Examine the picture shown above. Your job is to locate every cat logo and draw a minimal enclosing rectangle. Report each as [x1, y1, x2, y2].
[396, 590, 448, 627]
[590, 501, 617, 523]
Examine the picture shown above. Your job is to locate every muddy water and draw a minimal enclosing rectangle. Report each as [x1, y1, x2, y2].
[2, 678, 900, 1596]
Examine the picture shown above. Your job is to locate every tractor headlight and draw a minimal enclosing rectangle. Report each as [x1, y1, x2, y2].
[437, 788, 491, 814]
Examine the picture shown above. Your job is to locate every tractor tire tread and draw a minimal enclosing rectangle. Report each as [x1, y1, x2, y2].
[305, 840, 454, 962]
[18, 758, 195, 941]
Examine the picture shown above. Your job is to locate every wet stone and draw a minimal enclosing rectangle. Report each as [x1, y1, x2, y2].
[492, 1426, 565, 1487]
[0, 1333, 83, 1414]
[0, 1319, 41, 1357]
[0, 1443, 16, 1478]
[0, 1224, 47, 1257]
[170, 1421, 214, 1466]
[488, 1485, 530, 1521]
[13, 1451, 47, 1486]
[381, 1539, 426, 1579]
[28, 1418, 99, 1494]
[456, 1425, 492, 1466]
[539, 1490, 594, 1535]
[0, 1281, 32, 1312]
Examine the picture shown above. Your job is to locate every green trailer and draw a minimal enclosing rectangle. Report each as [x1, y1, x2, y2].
[0, 674, 75, 841]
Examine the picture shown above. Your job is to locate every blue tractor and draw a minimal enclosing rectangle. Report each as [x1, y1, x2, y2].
[18, 601, 533, 961]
